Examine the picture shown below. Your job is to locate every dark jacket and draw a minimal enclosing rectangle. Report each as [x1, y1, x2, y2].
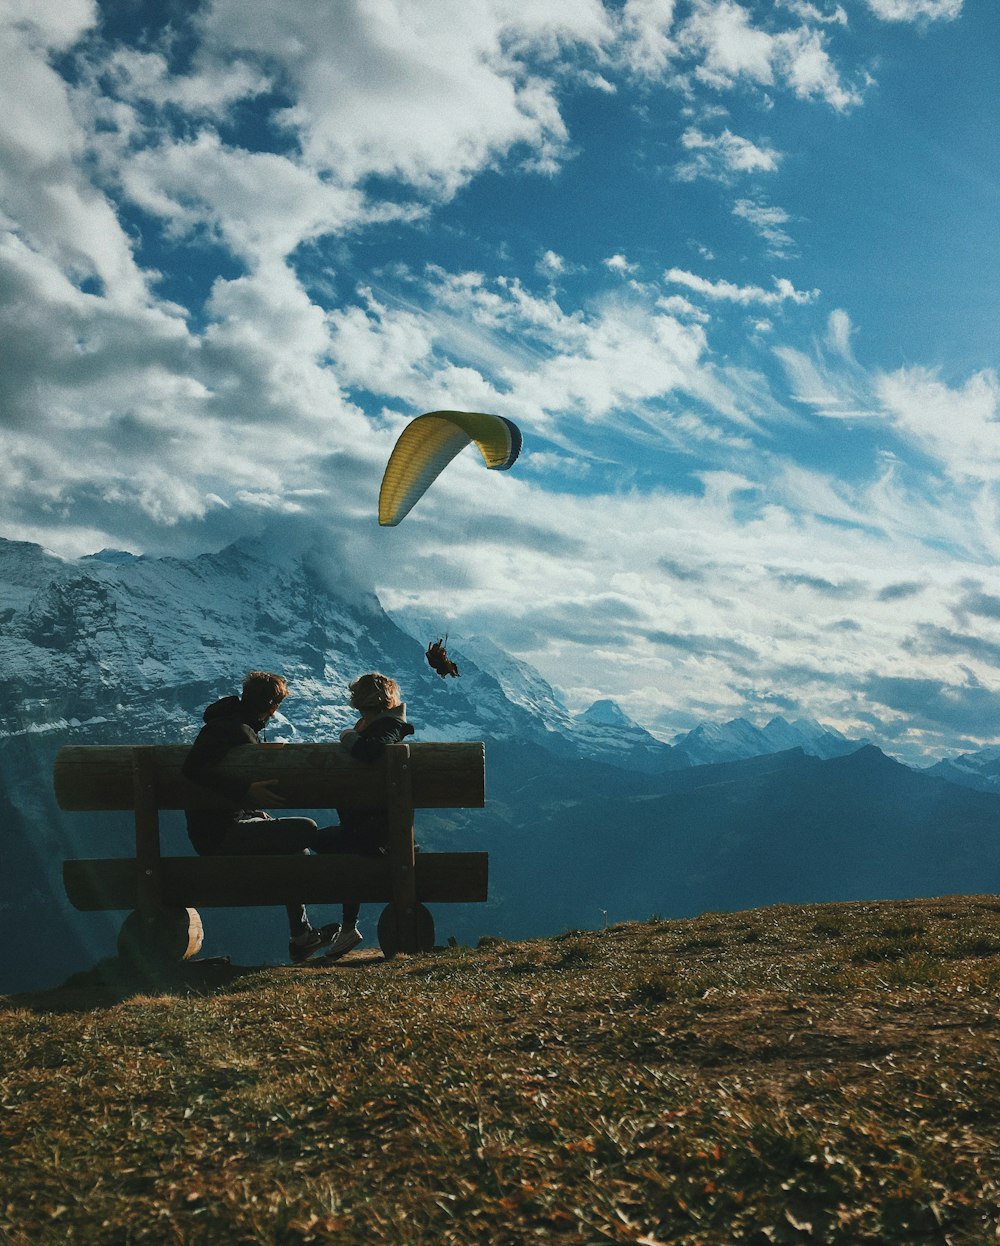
[182, 695, 271, 853]
[337, 705, 415, 850]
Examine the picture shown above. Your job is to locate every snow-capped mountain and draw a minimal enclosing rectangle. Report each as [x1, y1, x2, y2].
[925, 747, 1000, 794]
[670, 715, 866, 767]
[571, 698, 680, 773]
[386, 626, 679, 772]
[0, 534, 649, 765]
[2, 531, 999, 993]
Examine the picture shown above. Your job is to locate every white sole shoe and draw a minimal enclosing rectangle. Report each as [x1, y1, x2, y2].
[321, 927, 363, 961]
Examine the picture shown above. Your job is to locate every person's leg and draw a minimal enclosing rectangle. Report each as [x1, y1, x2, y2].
[311, 824, 366, 959]
[211, 817, 330, 937]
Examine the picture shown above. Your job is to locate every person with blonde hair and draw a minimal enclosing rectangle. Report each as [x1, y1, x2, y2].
[318, 671, 415, 960]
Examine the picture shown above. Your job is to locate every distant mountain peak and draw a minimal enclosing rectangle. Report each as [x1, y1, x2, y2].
[580, 699, 635, 728]
[83, 549, 138, 563]
[670, 713, 867, 767]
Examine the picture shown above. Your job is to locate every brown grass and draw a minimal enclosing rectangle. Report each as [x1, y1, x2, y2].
[2, 895, 1000, 1244]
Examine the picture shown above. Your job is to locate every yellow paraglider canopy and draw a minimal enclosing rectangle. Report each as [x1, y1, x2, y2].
[378, 410, 522, 526]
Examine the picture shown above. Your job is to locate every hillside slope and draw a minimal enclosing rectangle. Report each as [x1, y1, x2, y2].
[2, 896, 999, 1244]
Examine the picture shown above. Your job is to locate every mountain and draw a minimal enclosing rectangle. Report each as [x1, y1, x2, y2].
[388, 628, 681, 773]
[670, 714, 866, 766]
[925, 747, 1000, 794]
[571, 698, 681, 773]
[0, 533, 678, 988]
[482, 743, 1000, 939]
[2, 532, 998, 993]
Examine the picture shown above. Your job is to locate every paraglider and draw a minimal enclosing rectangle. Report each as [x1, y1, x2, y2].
[378, 410, 522, 527]
[426, 637, 460, 679]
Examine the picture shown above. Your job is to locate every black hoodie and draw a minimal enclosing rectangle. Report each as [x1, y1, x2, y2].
[182, 695, 271, 852]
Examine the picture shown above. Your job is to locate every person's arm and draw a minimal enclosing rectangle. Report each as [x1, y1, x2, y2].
[342, 718, 410, 762]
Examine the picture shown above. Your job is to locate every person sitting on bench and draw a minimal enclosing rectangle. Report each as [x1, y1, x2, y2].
[318, 672, 416, 961]
[182, 669, 342, 964]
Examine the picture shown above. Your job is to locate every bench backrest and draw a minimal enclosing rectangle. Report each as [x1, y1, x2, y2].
[54, 742, 485, 813]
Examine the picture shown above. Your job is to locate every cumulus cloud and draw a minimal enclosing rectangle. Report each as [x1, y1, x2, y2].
[193, 0, 609, 196]
[675, 127, 782, 182]
[603, 253, 639, 274]
[677, 0, 863, 109]
[327, 270, 734, 445]
[618, 0, 679, 77]
[119, 131, 388, 265]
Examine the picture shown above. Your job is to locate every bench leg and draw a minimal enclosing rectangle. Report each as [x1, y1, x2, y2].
[118, 906, 204, 967]
[377, 901, 434, 958]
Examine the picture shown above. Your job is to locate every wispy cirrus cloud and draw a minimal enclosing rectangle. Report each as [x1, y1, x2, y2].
[732, 197, 796, 256]
[865, 0, 962, 21]
[665, 268, 818, 306]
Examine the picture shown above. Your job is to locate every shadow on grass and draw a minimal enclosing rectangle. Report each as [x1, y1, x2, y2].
[1, 945, 391, 1013]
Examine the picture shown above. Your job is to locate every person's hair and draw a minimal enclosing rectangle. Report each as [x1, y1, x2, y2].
[349, 672, 401, 714]
[241, 670, 289, 714]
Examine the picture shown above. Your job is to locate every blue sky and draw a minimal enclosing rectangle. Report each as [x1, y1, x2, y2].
[1, 0, 998, 763]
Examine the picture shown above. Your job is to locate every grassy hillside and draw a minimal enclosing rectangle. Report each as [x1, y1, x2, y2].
[2, 896, 1000, 1244]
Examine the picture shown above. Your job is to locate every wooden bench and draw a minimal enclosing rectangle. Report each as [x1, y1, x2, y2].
[53, 742, 487, 963]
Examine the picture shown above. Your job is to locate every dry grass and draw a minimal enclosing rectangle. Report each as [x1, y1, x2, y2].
[2, 895, 1000, 1244]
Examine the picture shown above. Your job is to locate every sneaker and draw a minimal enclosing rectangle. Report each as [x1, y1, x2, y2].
[319, 926, 363, 962]
[289, 922, 340, 964]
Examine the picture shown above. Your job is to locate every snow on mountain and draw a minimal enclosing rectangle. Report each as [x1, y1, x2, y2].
[437, 633, 571, 723]
[671, 714, 866, 767]
[0, 537, 682, 775]
[925, 747, 1000, 794]
[580, 699, 633, 727]
[568, 698, 680, 773]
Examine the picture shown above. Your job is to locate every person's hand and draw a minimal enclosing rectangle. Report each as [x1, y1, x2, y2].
[247, 779, 284, 806]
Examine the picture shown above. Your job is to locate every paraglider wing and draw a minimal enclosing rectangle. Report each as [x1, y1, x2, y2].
[378, 410, 522, 526]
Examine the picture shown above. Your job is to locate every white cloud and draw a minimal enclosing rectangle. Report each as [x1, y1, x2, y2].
[676, 126, 782, 182]
[732, 197, 796, 255]
[194, 0, 610, 197]
[0, 12, 152, 304]
[876, 367, 1000, 482]
[778, 0, 849, 25]
[618, 0, 679, 77]
[825, 307, 854, 358]
[0, 0, 95, 50]
[603, 253, 639, 274]
[536, 249, 567, 279]
[678, 0, 862, 110]
[774, 311, 873, 418]
[665, 268, 818, 306]
[100, 47, 271, 115]
[119, 130, 396, 265]
[656, 294, 711, 323]
[865, 0, 962, 20]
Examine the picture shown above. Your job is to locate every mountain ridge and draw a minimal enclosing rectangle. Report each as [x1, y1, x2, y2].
[3, 533, 1000, 992]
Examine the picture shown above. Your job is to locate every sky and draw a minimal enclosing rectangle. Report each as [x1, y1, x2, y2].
[1, 0, 999, 764]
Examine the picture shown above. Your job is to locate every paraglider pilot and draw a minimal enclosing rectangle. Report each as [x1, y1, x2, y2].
[426, 637, 459, 678]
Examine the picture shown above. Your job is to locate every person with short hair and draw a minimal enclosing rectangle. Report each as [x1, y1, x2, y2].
[182, 670, 341, 963]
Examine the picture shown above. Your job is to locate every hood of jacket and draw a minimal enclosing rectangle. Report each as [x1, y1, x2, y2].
[202, 695, 269, 733]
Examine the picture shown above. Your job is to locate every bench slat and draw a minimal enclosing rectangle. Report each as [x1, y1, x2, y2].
[54, 742, 485, 813]
[63, 852, 489, 911]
